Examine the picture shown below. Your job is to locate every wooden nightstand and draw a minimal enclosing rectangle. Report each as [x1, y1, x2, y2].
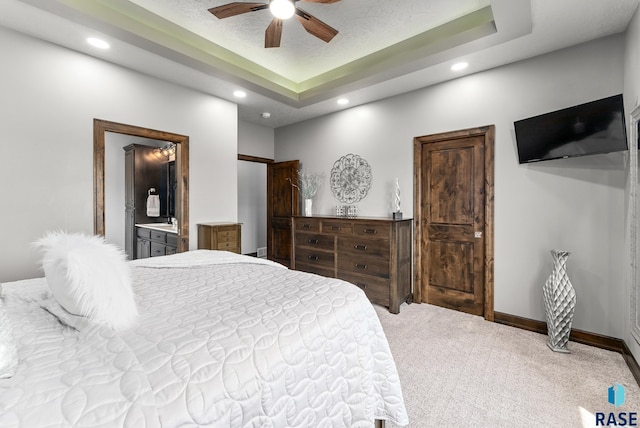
[197, 223, 242, 254]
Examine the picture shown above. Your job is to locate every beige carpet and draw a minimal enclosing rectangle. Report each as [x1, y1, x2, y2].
[374, 303, 640, 428]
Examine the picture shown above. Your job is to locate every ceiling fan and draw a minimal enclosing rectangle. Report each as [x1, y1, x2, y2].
[208, 0, 340, 48]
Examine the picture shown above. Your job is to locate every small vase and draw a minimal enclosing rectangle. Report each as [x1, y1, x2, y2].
[304, 199, 313, 216]
[542, 250, 576, 353]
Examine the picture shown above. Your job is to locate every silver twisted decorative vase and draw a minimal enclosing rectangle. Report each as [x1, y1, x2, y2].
[542, 250, 576, 353]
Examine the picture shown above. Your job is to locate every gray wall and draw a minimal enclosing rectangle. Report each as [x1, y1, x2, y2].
[275, 35, 627, 338]
[238, 120, 274, 255]
[0, 27, 239, 282]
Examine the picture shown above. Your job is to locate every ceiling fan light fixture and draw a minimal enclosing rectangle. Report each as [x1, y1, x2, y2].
[269, 0, 295, 20]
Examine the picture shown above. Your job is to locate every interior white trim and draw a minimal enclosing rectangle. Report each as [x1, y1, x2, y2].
[629, 104, 640, 345]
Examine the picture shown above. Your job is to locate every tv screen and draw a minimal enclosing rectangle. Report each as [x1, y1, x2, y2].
[514, 94, 627, 164]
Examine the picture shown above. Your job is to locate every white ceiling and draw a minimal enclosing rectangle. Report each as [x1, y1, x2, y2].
[1, 0, 638, 128]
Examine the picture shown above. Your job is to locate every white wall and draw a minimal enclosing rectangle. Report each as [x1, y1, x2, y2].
[275, 35, 627, 338]
[624, 7, 640, 360]
[238, 120, 275, 159]
[237, 120, 274, 254]
[0, 27, 238, 282]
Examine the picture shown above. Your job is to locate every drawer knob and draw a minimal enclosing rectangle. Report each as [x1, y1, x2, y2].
[308, 239, 319, 244]
[331, 226, 341, 231]
[355, 263, 368, 270]
[302, 224, 311, 229]
[354, 244, 367, 251]
[308, 255, 319, 261]
[362, 228, 377, 234]
[355, 282, 368, 289]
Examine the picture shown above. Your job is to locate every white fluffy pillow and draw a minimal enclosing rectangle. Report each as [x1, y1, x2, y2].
[35, 232, 138, 331]
[0, 299, 18, 378]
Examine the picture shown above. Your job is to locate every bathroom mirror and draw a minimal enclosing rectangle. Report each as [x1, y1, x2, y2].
[93, 119, 189, 253]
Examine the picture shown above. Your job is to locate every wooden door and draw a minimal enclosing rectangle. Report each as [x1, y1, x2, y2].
[414, 126, 494, 319]
[267, 160, 299, 267]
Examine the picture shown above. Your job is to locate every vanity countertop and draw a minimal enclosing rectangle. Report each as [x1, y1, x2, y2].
[135, 223, 178, 234]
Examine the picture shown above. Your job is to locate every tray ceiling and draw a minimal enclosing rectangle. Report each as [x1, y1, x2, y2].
[3, 0, 639, 126]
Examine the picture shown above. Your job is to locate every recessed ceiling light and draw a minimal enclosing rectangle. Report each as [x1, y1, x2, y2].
[451, 62, 469, 72]
[233, 90, 247, 98]
[86, 37, 110, 50]
[337, 98, 349, 105]
[261, 112, 271, 119]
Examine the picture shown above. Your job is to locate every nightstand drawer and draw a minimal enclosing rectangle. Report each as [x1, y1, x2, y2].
[217, 231, 238, 242]
[217, 241, 238, 251]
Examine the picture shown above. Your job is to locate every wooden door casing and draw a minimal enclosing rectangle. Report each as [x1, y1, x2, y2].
[413, 126, 494, 320]
[267, 160, 299, 267]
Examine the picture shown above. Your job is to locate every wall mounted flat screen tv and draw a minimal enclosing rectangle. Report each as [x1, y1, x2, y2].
[514, 94, 627, 164]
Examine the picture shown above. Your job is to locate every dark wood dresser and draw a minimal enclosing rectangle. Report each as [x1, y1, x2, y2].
[291, 216, 412, 314]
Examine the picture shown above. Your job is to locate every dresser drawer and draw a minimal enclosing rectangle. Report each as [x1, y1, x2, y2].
[295, 218, 321, 233]
[295, 247, 335, 270]
[295, 263, 335, 278]
[338, 253, 390, 278]
[338, 271, 390, 307]
[295, 232, 335, 250]
[322, 220, 353, 235]
[338, 236, 390, 260]
[353, 222, 391, 240]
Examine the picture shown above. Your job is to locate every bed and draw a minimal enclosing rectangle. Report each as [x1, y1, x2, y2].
[0, 248, 408, 427]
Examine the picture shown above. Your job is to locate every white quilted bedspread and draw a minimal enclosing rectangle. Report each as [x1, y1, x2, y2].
[0, 251, 408, 427]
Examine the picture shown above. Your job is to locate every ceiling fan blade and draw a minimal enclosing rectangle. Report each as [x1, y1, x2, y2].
[295, 8, 338, 43]
[208, 2, 268, 19]
[265, 18, 283, 48]
[300, 0, 341, 3]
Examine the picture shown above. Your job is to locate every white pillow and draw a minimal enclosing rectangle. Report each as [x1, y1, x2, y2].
[0, 299, 18, 378]
[35, 232, 138, 331]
